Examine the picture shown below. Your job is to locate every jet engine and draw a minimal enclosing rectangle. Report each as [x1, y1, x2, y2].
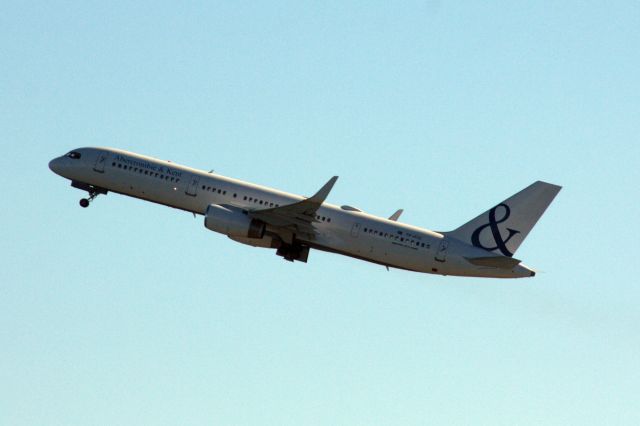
[204, 204, 265, 239]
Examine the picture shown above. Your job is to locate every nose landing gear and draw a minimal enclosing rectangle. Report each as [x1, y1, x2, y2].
[71, 181, 107, 208]
[79, 190, 99, 208]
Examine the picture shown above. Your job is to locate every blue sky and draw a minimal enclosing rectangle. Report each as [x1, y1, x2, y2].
[2, 1, 639, 424]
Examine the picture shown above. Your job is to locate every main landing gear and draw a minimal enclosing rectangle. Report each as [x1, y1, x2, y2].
[71, 181, 107, 208]
[276, 242, 310, 263]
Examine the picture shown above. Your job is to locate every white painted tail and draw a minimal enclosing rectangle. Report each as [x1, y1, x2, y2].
[445, 181, 561, 257]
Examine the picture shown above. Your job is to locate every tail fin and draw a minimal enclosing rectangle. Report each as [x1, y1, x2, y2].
[445, 181, 561, 257]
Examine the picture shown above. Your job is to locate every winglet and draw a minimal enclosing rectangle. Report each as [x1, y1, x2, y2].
[308, 176, 338, 204]
[389, 209, 403, 221]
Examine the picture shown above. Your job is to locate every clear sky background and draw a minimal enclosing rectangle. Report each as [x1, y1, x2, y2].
[1, 1, 639, 425]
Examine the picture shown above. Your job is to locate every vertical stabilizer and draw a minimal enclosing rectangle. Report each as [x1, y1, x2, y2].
[445, 181, 561, 257]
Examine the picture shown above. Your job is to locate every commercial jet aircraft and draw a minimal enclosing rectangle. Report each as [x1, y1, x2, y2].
[49, 148, 561, 278]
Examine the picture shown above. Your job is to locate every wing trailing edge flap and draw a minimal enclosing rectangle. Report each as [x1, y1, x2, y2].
[464, 256, 522, 269]
[249, 176, 338, 239]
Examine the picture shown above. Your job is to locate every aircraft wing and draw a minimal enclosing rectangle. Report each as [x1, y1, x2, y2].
[388, 209, 403, 221]
[249, 176, 338, 240]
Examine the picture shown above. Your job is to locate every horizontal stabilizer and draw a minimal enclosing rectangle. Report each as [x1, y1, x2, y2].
[465, 256, 522, 269]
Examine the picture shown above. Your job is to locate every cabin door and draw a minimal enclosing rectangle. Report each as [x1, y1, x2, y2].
[186, 174, 199, 196]
[93, 152, 108, 173]
[435, 239, 449, 262]
[351, 223, 361, 237]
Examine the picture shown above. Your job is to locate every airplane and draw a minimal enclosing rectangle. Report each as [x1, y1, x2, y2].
[49, 148, 561, 278]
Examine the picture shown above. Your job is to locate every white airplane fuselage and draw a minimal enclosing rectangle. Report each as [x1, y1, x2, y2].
[49, 147, 550, 279]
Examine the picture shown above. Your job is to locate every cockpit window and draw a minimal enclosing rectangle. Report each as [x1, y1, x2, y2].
[66, 151, 81, 159]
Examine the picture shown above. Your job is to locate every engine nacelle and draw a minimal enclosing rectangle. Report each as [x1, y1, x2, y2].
[204, 204, 265, 239]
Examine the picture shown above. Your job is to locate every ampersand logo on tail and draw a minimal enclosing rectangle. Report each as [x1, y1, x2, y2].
[471, 203, 520, 257]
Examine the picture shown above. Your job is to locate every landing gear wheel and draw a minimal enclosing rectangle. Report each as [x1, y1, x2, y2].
[79, 198, 90, 208]
[276, 243, 310, 263]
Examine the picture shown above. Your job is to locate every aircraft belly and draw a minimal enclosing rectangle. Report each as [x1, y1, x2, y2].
[312, 230, 427, 272]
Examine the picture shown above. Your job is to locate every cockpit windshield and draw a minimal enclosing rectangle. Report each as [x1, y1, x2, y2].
[66, 151, 81, 159]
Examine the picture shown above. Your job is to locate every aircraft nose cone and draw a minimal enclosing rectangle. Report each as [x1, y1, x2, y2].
[49, 158, 62, 175]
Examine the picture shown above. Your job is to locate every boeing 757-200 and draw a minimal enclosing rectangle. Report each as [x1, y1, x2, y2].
[49, 148, 561, 278]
